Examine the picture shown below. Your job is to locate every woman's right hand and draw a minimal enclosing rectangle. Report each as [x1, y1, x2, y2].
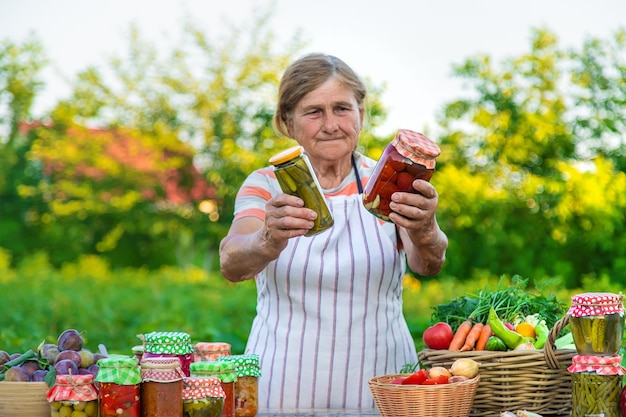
[261, 194, 318, 245]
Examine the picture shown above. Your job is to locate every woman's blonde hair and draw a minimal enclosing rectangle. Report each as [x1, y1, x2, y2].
[273, 53, 367, 137]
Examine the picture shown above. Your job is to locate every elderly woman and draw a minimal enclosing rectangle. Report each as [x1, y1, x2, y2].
[219, 53, 448, 410]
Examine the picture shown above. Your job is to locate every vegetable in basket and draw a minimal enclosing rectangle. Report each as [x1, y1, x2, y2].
[488, 307, 533, 350]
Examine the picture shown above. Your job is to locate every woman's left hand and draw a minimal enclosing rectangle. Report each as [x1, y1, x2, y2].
[388, 179, 439, 236]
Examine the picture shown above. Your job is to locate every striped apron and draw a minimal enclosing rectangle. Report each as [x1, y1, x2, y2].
[245, 158, 417, 410]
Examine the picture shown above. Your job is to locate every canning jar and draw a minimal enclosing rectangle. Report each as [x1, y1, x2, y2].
[269, 145, 334, 236]
[190, 360, 237, 417]
[140, 356, 185, 417]
[569, 354, 625, 417]
[218, 354, 261, 417]
[140, 331, 195, 376]
[567, 292, 624, 356]
[47, 373, 99, 417]
[193, 342, 231, 363]
[96, 356, 142, 417]
[182, 376, 225, 417]
[362, 129, 441, 221]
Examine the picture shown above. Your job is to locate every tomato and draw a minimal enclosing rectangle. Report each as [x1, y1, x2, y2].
[401, 369, 428, 385]
[378, 198, 391, 215]
[396, 172, 415, 191]
[379, 163, 399, 181]
[391, 377, 406, 384]
[422, 375, 449, 385]
[377, 182, 400, 200]
[387, 156, 407, 172]
[423, 322, 454, 350]
[620, 385, 626, 417]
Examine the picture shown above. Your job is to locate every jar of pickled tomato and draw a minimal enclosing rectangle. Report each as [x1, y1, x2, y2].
[182, 376, 225, 417]
[190, 360, 237, 417]
[568, 292, 624, 356]
[96, 356, 142, 417]
[269, 145, 334, 236]
[140, 331, 194, 376]
[47, 373, 99, 417]
[363, 129, 441, 221]
[193, 342, 231, 363]
[140, 356, 185, 417]
[218, 354, 261, 417]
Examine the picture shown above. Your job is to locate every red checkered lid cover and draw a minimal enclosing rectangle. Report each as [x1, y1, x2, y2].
[568, 354, 626, 375]
[567, 292, 624, 317]
[391, 129, 441, 169]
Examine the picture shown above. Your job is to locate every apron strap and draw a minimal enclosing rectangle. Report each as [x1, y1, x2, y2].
[352, 152, 363, 194]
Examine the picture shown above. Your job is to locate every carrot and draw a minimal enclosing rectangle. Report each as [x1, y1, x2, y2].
[460, 322, 484, 351]
[448, 319, 473, 351]
[474, 323, 493, 351]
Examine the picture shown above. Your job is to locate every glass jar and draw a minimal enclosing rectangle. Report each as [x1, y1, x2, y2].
[96, 356, 142, 417]
[362, 129, 441, 221]
[140, 331, 194, 376]
[47, 373, 99, 417]
[567, 292, 624, 355]
[190, 360, 237, 417]
[269, 145, 334, 236]
[217, 354, 261, 417]
[193, 342, 231, 363]
[140, 356, 185, 417]
[182, 376, 225, 417]
[569, 355, 625, 417]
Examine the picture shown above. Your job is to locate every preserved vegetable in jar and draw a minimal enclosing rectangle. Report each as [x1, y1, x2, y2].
[140, 331, 194, 376]
[569, 354, 625, 417]
[96, 356, 142, 417]
[47, 373, 99, 417]
[183, 376, 225, 417]
[140, 356, 185, 417]
[193, 342, 231, 363]
[190, 360, 237, 417]
[269, 146, 334, 236]
[217, 354, 261, 417]
[362, 129, 440, 221]
[567, 292, 624, 356]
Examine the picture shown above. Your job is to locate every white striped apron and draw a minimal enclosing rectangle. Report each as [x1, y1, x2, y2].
[245, 159, 417, 411]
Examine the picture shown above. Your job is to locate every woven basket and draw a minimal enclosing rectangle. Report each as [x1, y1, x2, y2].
[0, 381, 50, 417]
[368, 374, 480, 417]
[418, 316, 576, 417]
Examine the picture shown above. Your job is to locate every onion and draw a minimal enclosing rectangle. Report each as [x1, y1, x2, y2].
[513, 341, 537, 351]
[428, 366, 452, 379]
[450, 358, 479, 378]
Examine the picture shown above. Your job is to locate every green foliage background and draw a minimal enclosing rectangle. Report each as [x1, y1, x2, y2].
[1, 9, 626, 357]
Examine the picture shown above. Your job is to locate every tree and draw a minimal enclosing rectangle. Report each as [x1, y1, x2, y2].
[434, 27, 626, 287]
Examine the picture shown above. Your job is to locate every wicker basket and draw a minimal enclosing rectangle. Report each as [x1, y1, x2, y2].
[368, 374, 480, 417]
[418, 316, 576, 417]
[0, 381, 50, 417]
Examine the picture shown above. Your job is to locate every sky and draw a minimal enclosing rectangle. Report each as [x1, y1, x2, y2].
[1, 0, 625, 137]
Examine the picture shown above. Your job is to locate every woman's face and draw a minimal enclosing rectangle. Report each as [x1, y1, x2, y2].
[287, 77, 363, 163]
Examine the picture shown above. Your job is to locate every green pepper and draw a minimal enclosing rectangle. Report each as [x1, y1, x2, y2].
[533, 320, 549, 349]
[487, 307, 527, 350]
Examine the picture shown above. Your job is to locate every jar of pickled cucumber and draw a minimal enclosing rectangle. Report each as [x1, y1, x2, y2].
[96, 356, 142, 417]
[193, 342, 231, 363]
[47, 373, 99, 417]
[569, 354, 626, 417]
[269, 146, 334, 236]
[190, 360, 237, 417]
[140, 331, 195, 376]
[140, 356, 185, 417]
[182, 376, 225, 417]
[362, 129, 440, 221]
[217, 354, 261, 417]
[567, 292, 624, 356]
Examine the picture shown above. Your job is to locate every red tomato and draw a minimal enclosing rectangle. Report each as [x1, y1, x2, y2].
[422, 322, 454, 350]
[377, 182, 400, 200]
[422, 375, 449, 385]
[378, 198, 391, 215]
[396, 172, 415, 191]
[379, 163, 399, 181]
[401, 369, 428, 385]
[388, 156, 407, 172]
